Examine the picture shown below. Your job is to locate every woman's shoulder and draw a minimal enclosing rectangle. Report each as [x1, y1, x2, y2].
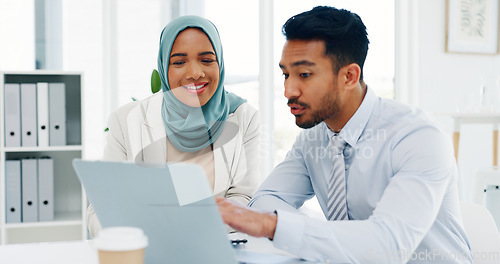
[230, 102, 260, 129]
[232, 102, 258, 118]
[107, 93, 162, 127]
[112, 93, 162, 116]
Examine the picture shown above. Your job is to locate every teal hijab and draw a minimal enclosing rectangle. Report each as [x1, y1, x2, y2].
[157, 16, 246, 152]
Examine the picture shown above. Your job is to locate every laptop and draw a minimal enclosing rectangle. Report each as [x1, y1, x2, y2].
[72, 159, 238, 264]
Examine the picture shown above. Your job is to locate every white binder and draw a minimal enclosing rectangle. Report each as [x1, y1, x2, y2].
[20, 83, 38, 147]
[38, 157, 54, 221]
[5, 160, 22, 223]
[37, 82, 49, 147]
[4, 83, 21, 147]
[48, 83, 66, 146]
[21, 158, 38, 222]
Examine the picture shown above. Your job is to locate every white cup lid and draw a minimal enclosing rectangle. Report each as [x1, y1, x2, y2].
[93, 227, 148, 251]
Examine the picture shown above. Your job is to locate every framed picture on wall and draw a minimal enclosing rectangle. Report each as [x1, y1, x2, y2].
[446, 0, 500, 54]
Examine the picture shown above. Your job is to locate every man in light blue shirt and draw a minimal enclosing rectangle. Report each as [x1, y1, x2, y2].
[217, 6, 472, 264]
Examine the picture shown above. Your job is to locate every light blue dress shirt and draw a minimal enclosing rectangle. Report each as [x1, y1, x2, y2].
[249, 88, 473, 264]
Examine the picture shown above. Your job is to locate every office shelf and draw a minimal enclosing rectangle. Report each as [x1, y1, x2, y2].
[6, 211, 82, 229]
[0, 71, 86, 245]
[4, 146, 84, 153]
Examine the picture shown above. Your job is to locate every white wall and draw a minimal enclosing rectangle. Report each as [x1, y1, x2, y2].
[415, 0, 500, 201]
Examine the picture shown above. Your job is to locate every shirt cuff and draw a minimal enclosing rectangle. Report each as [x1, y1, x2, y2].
[272, 209, 306, 254]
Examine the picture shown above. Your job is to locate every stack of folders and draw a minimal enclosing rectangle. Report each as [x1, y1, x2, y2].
[5, 157, 55, 223]
[4, 82, 66, 147]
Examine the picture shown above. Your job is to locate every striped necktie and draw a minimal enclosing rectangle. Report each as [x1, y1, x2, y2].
[326, 134, 349, 221]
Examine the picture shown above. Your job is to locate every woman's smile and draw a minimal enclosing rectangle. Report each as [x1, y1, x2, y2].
[182, 82, 209, 94]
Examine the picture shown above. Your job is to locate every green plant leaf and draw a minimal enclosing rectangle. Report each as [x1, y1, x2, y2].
[151, 69, 161, 94]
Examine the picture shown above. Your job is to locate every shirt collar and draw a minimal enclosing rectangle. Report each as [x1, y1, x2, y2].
[324, 86, 377, 148]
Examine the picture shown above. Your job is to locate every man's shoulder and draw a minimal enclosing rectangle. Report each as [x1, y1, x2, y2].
[373, 97, 448, 142]
[375, 97, 436, 127]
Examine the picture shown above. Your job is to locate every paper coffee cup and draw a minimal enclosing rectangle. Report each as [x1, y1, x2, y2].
[93, 227, 148, 264]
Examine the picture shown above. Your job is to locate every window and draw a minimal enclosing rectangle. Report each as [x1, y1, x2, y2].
[0, 0, 35, 71]
[114, 0, 164, 105]
[64, 0, 164, 158]
[204, 0, 260, 108]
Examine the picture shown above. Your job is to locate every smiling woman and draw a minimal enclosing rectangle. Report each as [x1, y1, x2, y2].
[167, 28, 219, 107]
[86, 15, 262, 238]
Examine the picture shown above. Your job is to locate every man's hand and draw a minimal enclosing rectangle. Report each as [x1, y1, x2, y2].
[216, 197, 277, 240]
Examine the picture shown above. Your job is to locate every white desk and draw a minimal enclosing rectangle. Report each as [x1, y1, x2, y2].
[0, 236, 317, 264]
[0, 240, 96, 264]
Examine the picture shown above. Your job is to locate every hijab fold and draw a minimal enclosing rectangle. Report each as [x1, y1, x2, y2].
[157, 16, 246, 152]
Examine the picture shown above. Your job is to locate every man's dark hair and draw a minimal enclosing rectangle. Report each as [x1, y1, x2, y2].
[282, 6, 369, 81]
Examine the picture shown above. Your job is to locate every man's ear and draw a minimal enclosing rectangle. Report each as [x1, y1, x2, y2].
[341, 63, 361, 89]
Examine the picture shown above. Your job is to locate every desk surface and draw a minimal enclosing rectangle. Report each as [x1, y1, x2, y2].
[0, 236, 316, 264]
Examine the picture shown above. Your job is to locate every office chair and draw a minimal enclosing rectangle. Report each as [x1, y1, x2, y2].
[472, 167, 500, 204]
[460, 202, 500, 264]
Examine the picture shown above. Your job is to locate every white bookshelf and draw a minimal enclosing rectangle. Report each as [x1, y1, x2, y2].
[0, 71, 86, 245]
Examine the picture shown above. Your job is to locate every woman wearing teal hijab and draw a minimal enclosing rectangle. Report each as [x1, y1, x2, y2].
[87, 16, 261, 237]
[158, 15, 247, 152]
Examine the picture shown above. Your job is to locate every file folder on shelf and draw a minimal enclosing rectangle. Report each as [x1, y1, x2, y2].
[38, 157, 54, 221]
[4, 83, 21, 147]
[21, 158, 38, 222]
[49, 83, 66, 146]
[5, 160, 22, 223]
[37, 82, 49, 147]
[21, 83, 38, 147]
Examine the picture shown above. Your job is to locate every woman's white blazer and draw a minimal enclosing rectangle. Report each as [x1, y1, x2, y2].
[87, 93, 261, 236]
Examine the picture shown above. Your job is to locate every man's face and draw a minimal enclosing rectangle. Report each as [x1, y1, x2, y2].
[279, 40, 341, 129]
